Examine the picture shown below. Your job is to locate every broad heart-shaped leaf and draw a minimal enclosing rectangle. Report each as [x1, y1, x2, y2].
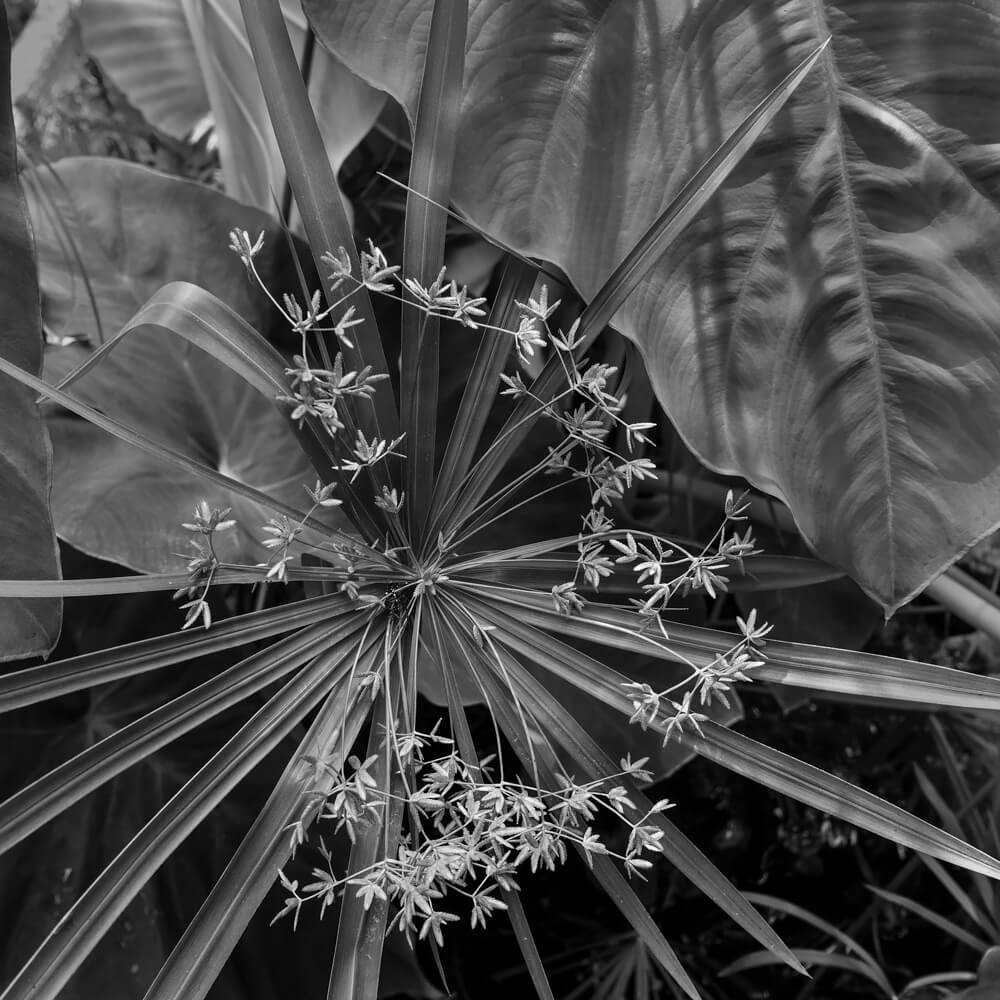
[0, 3, 60, 660]
[79, 0, 385, 214]
[24, 156, 338, 572]
[305, 0, 1000, 614]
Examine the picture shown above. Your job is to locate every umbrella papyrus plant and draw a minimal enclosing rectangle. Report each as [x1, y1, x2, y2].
[3, 3, 1000, 1000]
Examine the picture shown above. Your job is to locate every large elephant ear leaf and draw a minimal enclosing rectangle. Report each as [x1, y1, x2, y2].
[79, 0, 385, 213]
[0, 4, 61, 660]
[305, 0, 1000, 615]
[25, 157, 342, 573]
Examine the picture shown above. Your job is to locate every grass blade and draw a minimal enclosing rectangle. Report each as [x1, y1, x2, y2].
[456, 591, 1000, 881]
[920, 854, 999, 938]
[692, 722, 1000, 882]
[238, 0, 397, 443]
[400, 0, 468, 542]
[0, 592, 350, 711]
[502, 889, 557, 1000]
[868, 885, 991, 953]
[492, 644, 804, 974]
[741, 892, 882, 973]
[429, 258, 535, 525]
[454, 581, 1000, 711]
[0, 628, 369, 1000]
[142, 628, 382, 1000]
[0, 568, 261, 598]
[438, 604, 701, 999]
[441, 41, 828, 535]
[326, 686, 406, 1000]
[722, 950, 890, 995]
[0, 617, 362, 855]
[426, 607, 557, 1000]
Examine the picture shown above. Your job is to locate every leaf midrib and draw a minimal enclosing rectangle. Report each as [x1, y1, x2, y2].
[810, 2, 897, 594]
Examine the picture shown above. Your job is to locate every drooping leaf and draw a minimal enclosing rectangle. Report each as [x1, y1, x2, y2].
[78, 0, 385, 215]
[305, 0, 1000, 613]
[0, 595, 376, 1000]
[23, 157, 343, 571]
[0, 1, 61, 660]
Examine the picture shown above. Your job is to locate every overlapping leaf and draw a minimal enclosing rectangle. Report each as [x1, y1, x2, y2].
[304, 0, 1000, 612]
[0, 4, 60, 660]
[24, 157, 341, 571]
[79, 0, 385, 214]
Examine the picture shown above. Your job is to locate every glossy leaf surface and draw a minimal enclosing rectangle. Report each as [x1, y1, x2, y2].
[25, 157, 338, 571]
[305, 0, 1000, 612]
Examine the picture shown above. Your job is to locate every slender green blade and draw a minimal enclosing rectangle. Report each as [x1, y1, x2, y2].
[0, 618, 360, 855]
[868, 886, 990, 953]
[0, 568, 260, 598]
[456, 590, 1000, 881]
[920, 855, 999, 938]
[400, 0, 468, 542]
[502, 889, 556, 1000]
[0, 592, 349, 711]
[425, 607, 556, 1000]
[238, 0, 397, 445]
[0, 628, 368, 1000]
[455, 555, 840, 592]
[454, 581, 1000, 711]
[442, 41, 828, 536]
[586, 855, 700, 1000]
[326, 686, 405, 1000]
[141, 629, 382, 1000]
[493, 643, 804, 974]
[722, 950, 892, 995]
[429, 258, 534, 528]
[741, 892, 882, 972]
[692, 722, 1000, 882]
[438, 604, 700, 999]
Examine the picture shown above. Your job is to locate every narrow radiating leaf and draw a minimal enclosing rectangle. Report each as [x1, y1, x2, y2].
[438, 603, 701, 999]
[0, 618, 361, 855]
[502, 889, 556, 1000]
[425, 607, 556, 1000]
[0, 568, 260, 598]
[586, 855, 700, 1000]
[454, 581, 1000, 711]
[238, 0, 397, 447]
[868, 886, 990, 954]
[0, 627, 369, 1000]
[430, 258, 534, 528]
[722, 950, 891, 995]
[0, 591, 350, 711]
[455, 590, 1000, 881]
[399, 0, 468, 540]
[691, 723, 1000, 882]
[493, 644, 804, 973]
[327, 683, 406, 1000]
[142, 629, 382, 1000]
